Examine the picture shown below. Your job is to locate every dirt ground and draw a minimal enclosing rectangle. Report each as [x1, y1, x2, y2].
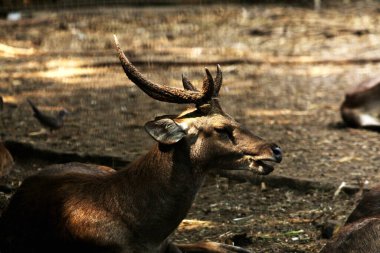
[1, 2, 380, 252]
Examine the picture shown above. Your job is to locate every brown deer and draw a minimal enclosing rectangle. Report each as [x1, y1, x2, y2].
[320, 186, 380, 253]
[0, 36, 282, 253]
[340, 76, 380, 131]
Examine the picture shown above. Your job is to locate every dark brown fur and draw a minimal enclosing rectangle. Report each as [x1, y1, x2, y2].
[346, 186, 380, 224]
[320, 218, 380, 253]
[320, 186, 380, 253]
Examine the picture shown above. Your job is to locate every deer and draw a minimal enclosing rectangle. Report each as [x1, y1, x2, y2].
[0, 35, 282, 253]
[340, 76, 380, 131]
[320, 186, 380, 253]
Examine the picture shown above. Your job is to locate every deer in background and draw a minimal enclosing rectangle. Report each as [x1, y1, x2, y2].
[320, 186, 380, 253]
[0, 36, 282, 253]
[340, 76, 380, 131]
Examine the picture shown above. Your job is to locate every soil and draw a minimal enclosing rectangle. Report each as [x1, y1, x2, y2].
[1, 2, 380, 252]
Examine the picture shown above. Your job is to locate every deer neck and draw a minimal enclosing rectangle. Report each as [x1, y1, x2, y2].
[114, 141, 206, 245]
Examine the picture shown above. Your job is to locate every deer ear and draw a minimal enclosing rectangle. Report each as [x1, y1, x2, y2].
[144, 118, 186, 145]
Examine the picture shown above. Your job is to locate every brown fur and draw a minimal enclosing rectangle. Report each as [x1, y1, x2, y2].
[320, 186, 380, 253]
[346, 186, 380, 224]
[320, 218, 380, 253]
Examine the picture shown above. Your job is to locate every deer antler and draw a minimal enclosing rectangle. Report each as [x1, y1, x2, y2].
[181, 65, 223, 97]
[114, 35, 214, 104]
[213, 64, 223, 96]
[182, 74, 197, 91]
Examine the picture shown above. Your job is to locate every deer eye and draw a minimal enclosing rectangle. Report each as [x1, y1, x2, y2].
[214, 127, 234, 142]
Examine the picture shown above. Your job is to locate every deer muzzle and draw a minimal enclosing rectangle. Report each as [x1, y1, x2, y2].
[243, 144, 282, 175]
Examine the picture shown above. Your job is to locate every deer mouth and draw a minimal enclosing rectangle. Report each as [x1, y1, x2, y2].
[250, 160, 275, 175]
[245, 156, 276, 175]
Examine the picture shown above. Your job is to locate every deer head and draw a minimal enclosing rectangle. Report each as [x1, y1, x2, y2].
[114, 35, 282, 175]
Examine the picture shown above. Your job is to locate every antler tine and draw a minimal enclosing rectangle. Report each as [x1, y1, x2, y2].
[182, 74, 197, 91]
[213, 64, 223, 97]
[202, 68, 215, 102]
[114, 35, 213, 104]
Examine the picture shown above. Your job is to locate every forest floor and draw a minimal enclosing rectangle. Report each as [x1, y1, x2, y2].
[1, 2, 380, 252]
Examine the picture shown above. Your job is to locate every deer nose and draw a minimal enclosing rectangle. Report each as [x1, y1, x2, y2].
[271, 145, 282, 163]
